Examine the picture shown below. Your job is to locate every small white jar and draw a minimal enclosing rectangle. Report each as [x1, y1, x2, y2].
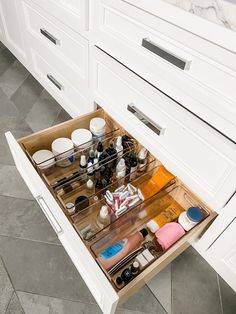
[65, 202, 76, 215]
[71, 128, 93, 150]
[32, 150, 55, 174]
[89, 118, 106, 139]
[52, 137, 75, 167]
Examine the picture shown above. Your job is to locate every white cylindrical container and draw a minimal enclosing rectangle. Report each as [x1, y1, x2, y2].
[90, 118, 106, 139]
[52, 137, 75, 167]
[178, 207, 203, 231]
[71, 128, 93, 150]
[32, 149, 55, 174]
[65, 202, 76, 215]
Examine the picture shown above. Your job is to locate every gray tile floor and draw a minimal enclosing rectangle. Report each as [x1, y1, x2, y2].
[0, 42, 235, 314]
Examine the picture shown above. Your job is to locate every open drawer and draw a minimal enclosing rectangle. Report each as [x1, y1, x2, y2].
[6, 107, 217, 314]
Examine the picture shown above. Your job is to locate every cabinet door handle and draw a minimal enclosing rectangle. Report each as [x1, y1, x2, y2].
[142, 38, 191, 70]
[127, 104, 166, 136]
[36, 196, 63, 235]
[47, 74, 64, 91]
[40, 28, 60, 45]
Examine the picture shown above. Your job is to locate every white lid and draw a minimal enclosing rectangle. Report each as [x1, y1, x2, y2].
[32, 150, 55, 168]
[65, 203, 75, 214]
[86, 179, 94, 189]
[87, 162, 93, 174]
[90, 118, 106, 132]
[80, 155, 87, 167]
[52, 138, 74, 155]
[71, 129, 92, 147]
[100, 205, 109, 219]
[178, 211, 197, 231]
[138, 147, 148, 159]
[146, 220, 160, 233]
[93, 158, 99, 169]
[133, 261, 139, 269]
[66, 202, 75, 209]
[116, 158, 125, 171]
[116, 136, 122, 147]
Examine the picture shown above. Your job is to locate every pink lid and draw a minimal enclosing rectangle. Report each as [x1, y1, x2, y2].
[155, 222, 185, 250]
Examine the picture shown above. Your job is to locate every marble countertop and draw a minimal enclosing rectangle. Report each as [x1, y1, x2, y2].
[162, 0, 236, 31]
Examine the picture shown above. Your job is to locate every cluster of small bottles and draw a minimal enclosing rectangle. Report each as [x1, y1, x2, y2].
[78, 137, 148, 200]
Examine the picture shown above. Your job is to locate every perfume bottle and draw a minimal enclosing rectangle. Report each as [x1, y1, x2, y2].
[138, 147, 148, 172]
[96, 141, 104, 159]
[88, 149, 95, 164]
[106, 141, 118, 168]
[97, 205, 111, 229]
[79, 155, 87, 183]
[87, 162, 94, 181]
[86, 179, 94, 196]
[115, 136, 123, 158]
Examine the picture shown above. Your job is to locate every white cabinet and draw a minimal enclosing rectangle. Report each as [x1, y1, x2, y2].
[1, 0, 236, 311]
[196, 194, 236, 291]
[0, 0, 26, 63]
[93, 0, 236, 141]
[5, 46, 236, 312]
[30, 0, 89, 35]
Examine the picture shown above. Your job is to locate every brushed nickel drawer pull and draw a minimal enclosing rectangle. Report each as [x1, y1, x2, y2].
[36, 196, 63, 235]
[142, 38, 191, 70]
[40, 28, 60, 45]
[127, 104, 166, 136]
[47, 74, 64, 91]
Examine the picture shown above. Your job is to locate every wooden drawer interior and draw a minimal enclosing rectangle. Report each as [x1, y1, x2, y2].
[17, 108, 217, 297]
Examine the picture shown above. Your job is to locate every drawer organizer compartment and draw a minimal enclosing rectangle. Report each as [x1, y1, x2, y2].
[16, 107, 216, 298]
[71, 162, 167, 242]
[21, 109, 121, 188]
[91, 183, 213, 290]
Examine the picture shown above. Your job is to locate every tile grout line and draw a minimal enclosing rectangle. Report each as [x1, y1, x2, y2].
[4, 290, 14, 314]
[0, 256, 25, 314]
[217, 274, 224, 314]
[15, 290, 147, 314]
[146, 283, 168, 314]
[15, 289, 99, 308]
[0, 234, 62, 247]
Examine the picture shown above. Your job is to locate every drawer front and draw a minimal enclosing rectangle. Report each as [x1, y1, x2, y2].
[93, 0, 236, 141]
[93, 47, 236, 211]
[5, 131, 119, 314]
[31, 0, 88, 33]
[23, 1, 89, 93]
[31, 48, 90, 117]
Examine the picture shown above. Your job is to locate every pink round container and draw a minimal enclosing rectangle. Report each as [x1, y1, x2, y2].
[155, 222, 185, 250]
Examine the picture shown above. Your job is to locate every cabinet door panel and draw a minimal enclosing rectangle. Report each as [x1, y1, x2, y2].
[0, 0, 26, 61]
[197, 195, 236, 292]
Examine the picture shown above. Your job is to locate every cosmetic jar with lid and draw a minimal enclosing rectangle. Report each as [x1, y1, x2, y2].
[52, 138, 75, 167]
[32, 150, 55, 174]
[71, 128, 93, 150]
[90, 117, 106, 139]
[178, 207, 203, 231]
[65, 202, 76, 215]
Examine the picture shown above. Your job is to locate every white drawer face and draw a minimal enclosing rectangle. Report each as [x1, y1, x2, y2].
[30, 0, 88, 32]
[93, 48, 236, 211]
[94, 0, 236, 141]
[23, 1, 89, 92]
[31, 48, 89, 117]
[6, 108, 217, 313]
